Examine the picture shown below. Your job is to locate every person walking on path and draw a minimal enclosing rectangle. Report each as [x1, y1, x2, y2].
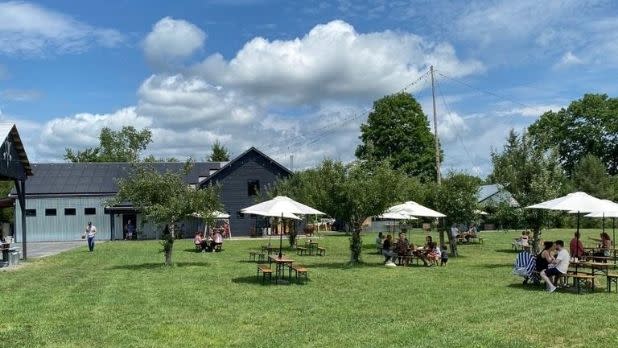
[84, 222, 97, 252]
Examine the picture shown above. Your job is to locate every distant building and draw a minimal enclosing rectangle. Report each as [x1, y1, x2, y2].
[11, 147, 291, 241]
[477, 184, 519, 207]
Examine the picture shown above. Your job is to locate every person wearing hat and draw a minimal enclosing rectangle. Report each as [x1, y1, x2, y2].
[84, 222, 97, 252]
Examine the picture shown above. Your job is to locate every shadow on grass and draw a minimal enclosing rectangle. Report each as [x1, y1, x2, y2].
[108, 261, 210, 270]
[506, 283, 595, 295]
[495, 249, 520, 254]
[182, 248, 202, 253]
[302, 261, 388, 270]
[476, 262, 514, 269]
[231, 276, 309, 286]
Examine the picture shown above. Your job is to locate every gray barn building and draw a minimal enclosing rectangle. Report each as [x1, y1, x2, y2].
[11, 147, 291, 241]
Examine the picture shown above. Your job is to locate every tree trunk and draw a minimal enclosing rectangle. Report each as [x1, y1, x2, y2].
[531, 228, 541, 255]
[350, 222, 363, 263]
[165, 246, 173, 266]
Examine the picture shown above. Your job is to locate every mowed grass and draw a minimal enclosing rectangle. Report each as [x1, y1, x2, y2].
[1, 229, 618, 347]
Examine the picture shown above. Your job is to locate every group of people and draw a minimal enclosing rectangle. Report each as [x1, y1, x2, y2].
[377, 232, 448, 267]
[194, 230, 224, 252]
[450, 223, 479, 243]
[523, 231, 613, 292]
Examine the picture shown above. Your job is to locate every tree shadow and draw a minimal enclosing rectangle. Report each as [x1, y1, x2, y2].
[108, 261, 210, 270]
[506, 283, 593, 295]
[302, 261, 388, 270]
[475, 262, 513, 269]
[231, 275, 309, 286]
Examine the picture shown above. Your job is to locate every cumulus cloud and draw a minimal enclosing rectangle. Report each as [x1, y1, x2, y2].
[137, 74, 257, 127]
[497, 104, 563, 118]
[0, 1, 124, 55]
[553, 51, 584, 69]
[194, 20, 484, 103]
[143, 17, 206, 65]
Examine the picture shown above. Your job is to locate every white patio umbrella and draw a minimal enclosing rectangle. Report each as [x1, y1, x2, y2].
[526, 192, 608, 245]
[386, 201, 446, 218]
[241, 196, 311, 258]
[191, 211, 230, 219]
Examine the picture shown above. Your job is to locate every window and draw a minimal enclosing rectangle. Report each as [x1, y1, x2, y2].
[237, 211, 245, 219]
[247, 180, 260, 196]
[64, 208, 76, 216]
[84, 208, 96, 215]
[45, 209, 57, 216]
[25, 209, 36, 217]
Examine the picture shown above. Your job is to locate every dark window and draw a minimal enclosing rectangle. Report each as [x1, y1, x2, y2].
[45, 209, 57, 216]
[64, 208, 76, 216]
[84, 208, 96, 215]
[237, 211, 245, 219]
[248, 180, 260, 196]
[25, 209, 36, 217]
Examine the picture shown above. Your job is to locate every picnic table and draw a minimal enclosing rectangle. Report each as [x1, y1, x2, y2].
[305, 241, 319, 255]
[268, 255, 294, 282]
[261, 245, 279, 255]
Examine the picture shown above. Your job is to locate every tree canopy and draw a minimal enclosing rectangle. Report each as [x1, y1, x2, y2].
[527, 94, 618, 176]
[572, 154, 616, 200]
[65, 126, 152, 163]
[208, 141, 230, 162]
[356, 92, 441, 181]
[111, 162, 221, 265]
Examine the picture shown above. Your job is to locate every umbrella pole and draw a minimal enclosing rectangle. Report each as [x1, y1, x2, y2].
[279, 213, 283, 258]
[603, 214, 605, 234]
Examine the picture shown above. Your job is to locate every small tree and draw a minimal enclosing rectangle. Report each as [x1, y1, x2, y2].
[111, 161, 221, 265]
[208, 140, 230, 162]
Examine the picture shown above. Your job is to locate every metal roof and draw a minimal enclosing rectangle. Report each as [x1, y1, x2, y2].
[0, 123, 32, 177]
[10, 161, 222, 196]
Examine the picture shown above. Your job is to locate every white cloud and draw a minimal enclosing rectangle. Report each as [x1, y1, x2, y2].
[0, 1, 124, 55]
[438, 112, 468, 142]
[553, 51, 584, 69]
[143, 17, 206, 65]
[497, 104, 563, 118]
[137, 74, 257, 127]
[194, 20, 484, 103]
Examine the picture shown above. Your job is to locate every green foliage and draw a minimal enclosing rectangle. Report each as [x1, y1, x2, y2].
[434, 172, 480, 228]
[356, 92, 441, 181]
[208, 140, 230, 162]
[572, 154, 615, 200]
[110, 161, 221, 265]
[271, 159, 410, 263]
[489, 130, 567, 251]
[527, 94, 618, 175]
[65, 126, 152, 163]
[0, 181, 14, 222]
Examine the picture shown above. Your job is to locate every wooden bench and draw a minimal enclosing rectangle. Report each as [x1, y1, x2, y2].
[296, 247, 308, 256]
[249, 251, 266, 262]
[566, 273, 596, 294]
[317, 247, 326, 256]
[289, 264, 309, 283]
[257, 264, 273, 283]
[607, 273, 618, 293]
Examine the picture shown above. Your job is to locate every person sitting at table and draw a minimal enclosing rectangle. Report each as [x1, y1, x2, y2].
[536, 241, 554, 273]
[569, 232, 584, 259]
[382, 234, 395, 264]
[376, 232, 385, 253]
[194, 232, 208, 252]
[426, 242, 441, 266]
[213, 230, 223, 251]
[394, 233, 410, 265]
[540, 240, 570, 293]
[590, 232, 612, 260]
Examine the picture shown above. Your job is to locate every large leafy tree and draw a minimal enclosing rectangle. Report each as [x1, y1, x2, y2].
[356, 92, 441, 181]
[65, 126, 152, 163]
[527, 94, 618, 175]
[111, 162, 221, 265]
[489, 130, 567, 252]
[572, 154, 615, 200]
[208, 140, 230, 162]
[271, 159, 409, 263]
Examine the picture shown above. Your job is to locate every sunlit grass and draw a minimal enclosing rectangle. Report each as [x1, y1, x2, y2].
[1, 228, 617, 347]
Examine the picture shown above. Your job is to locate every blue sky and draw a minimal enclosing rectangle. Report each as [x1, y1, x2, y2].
[1, 0, 617, 176]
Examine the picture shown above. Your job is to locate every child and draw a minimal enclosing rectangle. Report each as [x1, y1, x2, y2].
[440, 245, 448, 266]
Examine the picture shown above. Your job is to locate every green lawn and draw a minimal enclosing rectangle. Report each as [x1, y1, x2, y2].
[1, 229, 618, 347]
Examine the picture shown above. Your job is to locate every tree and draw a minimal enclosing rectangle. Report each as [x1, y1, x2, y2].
[356, 92, 441, 181]
[489, 130, 567, 253]
[572, 154, 615, 199]
[527, 94, 618, 175]
[111, 162, 221, 265]
[433, 173, 481, 255]
[208, 141, 230, 162]
[271, 159, 409, 263]
[65, 126, 152, 162]
[0, 182, 14, 223]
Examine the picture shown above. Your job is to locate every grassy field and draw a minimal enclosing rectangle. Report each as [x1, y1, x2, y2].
[1, 229, 618, 347]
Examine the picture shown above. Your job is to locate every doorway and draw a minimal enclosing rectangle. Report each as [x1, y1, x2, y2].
[122, 214, 137, 240]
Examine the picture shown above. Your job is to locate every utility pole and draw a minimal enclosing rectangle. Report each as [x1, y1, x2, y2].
[430, 65, 441, 185]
